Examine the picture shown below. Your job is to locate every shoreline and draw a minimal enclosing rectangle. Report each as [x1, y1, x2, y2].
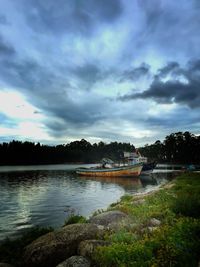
[0, 172, 200, 267]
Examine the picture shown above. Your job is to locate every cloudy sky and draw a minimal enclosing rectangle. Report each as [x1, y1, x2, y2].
[0, 0, 200, 146]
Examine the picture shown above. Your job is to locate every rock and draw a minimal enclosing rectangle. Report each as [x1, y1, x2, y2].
[89, 210, 127, 226]
[147, 226, 158, 232]
[141, 226, 158, 233]
[78, 240, 110, 259]
[0, 264, 14, 267]
[149, 218, 161, 227]
[56, 256, 90, 267]
[23, 223, 104, 267]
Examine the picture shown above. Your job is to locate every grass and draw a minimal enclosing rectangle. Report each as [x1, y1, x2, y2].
[64, 214, 87, 225]
[94, 172, 200, 267]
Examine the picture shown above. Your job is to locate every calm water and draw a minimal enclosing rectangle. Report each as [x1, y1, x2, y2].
[0, 164, 170, 241]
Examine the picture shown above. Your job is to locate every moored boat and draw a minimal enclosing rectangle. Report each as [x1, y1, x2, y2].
[142, 161, 157, 174]
[76, 163, 143, 177]
[124, 151, 156, 174]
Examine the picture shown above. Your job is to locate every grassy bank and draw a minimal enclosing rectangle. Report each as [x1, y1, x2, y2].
[95, 172, 200, 266]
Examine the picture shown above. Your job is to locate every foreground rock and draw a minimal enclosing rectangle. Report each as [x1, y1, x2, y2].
[23, 223, 104, 267]
[149, 218, 161, 227]
[89, 210, 127, 227]
[78, 240, 110, 259]
[56, 256, 90, 267]
[0, 263, 14, 267]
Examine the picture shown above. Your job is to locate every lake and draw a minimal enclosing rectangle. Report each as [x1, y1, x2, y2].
[0, 164, 171, 241]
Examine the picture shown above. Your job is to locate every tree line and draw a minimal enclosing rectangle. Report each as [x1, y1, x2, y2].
[139, 131, 200, 164]
[0, 139, 135, 165]
[0, 131, 199, 165]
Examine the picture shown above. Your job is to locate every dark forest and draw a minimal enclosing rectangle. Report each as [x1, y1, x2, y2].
[0, 132, 199, 165]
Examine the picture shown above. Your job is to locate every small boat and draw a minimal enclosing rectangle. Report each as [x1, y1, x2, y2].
[142, 161, 157, 174]
[124, 150, 156, 174]
[76, 163, 143, 177]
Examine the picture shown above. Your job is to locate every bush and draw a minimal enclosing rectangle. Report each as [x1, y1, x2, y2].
[171, 192, 200, 218]
[64, 215, 87, 225]
[95, 218, 200, 267]
[151, 218, 200, 267]
[95, 242, 154, 267]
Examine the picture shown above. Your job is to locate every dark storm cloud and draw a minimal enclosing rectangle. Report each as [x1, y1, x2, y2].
[1, 0, 200, 144]
[41, 91, 105, 124]
[146, 107, 200, 128]
[0, 35, 15, 56]
[0, 14, 8, 25]
[19, 0, 122, 35]
[0, 52, 107, 134]
[120, 59, 200, 108]
[41, 93, 108, 137]
[125, 1, 200, 64]
[119, 63, 150, 82]
[72, 63, 102, 87]
[0, 58, 51, 90]
[138, 0, 163, 30]
[158, 62, 180, 77]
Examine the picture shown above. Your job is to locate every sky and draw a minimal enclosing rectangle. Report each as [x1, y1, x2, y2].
[0, 0, 200, 146]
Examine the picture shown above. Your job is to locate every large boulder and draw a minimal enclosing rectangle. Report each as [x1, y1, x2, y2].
[23, 223, 104, 267]
[56, 256, 90, 267]
[89, 211, 127, 227]
[78, 240, 110, 259]
[0, 264, 14, 267]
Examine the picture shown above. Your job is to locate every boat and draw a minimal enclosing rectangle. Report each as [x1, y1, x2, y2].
[142, 161, 157, 174]
[124, 150, 156, 174]
[76, 161, 143, 177]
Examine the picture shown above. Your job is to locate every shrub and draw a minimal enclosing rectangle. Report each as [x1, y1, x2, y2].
[64, 215, 87, 225]
[171, 192, 200, 218]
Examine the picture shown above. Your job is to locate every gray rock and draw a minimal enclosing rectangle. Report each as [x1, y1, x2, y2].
[141, 226, 158, 233]
[23, 223, 104, 267]
[132, 199, 145, 205]
[78, 240, 110, 259]
[56, 256, 90, 267]
[147, 226, 158, 232]
[89, 210, 127, 226]
[149, 218, 161, 227]
[0, 264, 14, 267]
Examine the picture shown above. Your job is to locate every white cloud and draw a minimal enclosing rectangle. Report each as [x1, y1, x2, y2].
[0, 90, 43, 120]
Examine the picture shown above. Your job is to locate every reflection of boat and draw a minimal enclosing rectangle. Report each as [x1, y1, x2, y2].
[80, 176, 142, 187]
[76, 163, 143, 177]
[139, 174, 158, 185]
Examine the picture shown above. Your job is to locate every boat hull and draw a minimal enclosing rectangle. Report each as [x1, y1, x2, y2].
[76, 164, 143, 177]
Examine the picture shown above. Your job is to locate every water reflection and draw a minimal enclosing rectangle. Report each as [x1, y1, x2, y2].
[0, 165, 171, 241]
[79, 176, 143, 191]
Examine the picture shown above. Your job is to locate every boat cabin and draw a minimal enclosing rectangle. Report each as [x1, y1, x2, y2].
[123, 151, 148, 165]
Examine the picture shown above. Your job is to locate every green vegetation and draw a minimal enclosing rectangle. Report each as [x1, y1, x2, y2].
[0, 139, 134, 165]
[1, 131, 200, 165]
[0, 226, 53, 266]
[95, 173, 200, 267]
[64, 214, 87, 225]
[140, 131, 200, 164]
